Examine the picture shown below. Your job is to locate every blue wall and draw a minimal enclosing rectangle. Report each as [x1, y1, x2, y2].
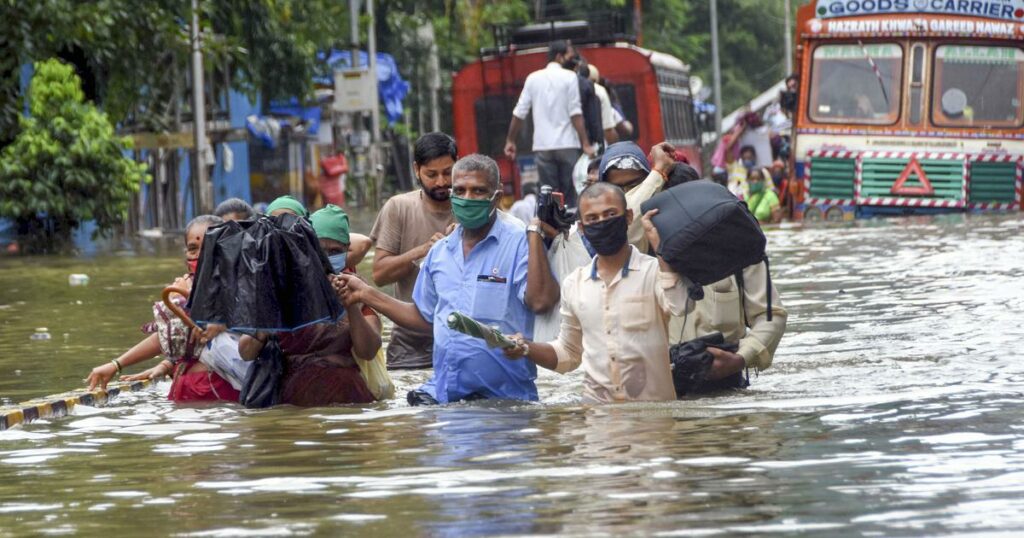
[213, 90, 257, 205]
[178, 89, 258, 222]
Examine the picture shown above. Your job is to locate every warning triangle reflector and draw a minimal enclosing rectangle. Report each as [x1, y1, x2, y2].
[890, 157, 934, 196]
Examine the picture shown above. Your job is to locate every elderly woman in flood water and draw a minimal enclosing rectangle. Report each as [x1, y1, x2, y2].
[264, 195, 373, 271]
[85, 215, 246, 402]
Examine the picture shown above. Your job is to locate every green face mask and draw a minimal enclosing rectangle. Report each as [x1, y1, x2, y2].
[451, 193, 497, 230]
[748, 181, 765, 195]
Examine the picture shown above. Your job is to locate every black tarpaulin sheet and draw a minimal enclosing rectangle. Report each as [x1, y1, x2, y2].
[187, 213, 343, 332]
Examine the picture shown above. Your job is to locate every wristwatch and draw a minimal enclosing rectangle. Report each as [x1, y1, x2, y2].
[526, 224, 542, 236]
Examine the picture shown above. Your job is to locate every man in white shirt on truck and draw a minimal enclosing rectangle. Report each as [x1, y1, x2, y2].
[505, 40, 594, 209]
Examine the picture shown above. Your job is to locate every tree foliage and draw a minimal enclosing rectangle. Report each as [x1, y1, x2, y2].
[379, 0, 798, 138]
[0, 59, 148, 252]
[0, 0, 189, 141]
[207, 0, 351, 106]
[641, 0, 798, 113]
[376, 0, 533, 136]
[1, 0, 798, 145]
[544, 0, 798, 113]
[0, 0, 352, 141]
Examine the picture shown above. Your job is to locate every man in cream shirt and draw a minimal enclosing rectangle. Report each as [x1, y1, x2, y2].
[503, 182, 688, 402]
[653, 167, 788, 388]
[587, 64, 627, 145]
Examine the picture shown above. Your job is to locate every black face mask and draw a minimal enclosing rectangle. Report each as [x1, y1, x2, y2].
[581, 215, 628, 256]
[419, 176, 450, 202]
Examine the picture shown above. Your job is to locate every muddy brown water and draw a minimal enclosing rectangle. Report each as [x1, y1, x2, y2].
[1, 213, 1023, 536]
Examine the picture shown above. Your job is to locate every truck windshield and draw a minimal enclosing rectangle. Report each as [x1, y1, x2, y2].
[932, 45, 1023, 128]
[809, 43, 903, 125]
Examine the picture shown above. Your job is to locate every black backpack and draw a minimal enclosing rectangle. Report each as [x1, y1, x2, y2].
[640, 179, 773, 321]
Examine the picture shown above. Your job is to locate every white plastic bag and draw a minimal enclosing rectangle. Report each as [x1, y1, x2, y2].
[356, 348, 396, 401]
[199, 332, 252, 391]
[571, 153, 592, 195]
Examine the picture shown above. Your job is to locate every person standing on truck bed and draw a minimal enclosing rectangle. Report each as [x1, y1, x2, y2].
[587, 64, 627, 146]
[505, 39, 594, 209]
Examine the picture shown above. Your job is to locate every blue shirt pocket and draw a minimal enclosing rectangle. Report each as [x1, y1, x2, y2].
[471, 280, 510, 324]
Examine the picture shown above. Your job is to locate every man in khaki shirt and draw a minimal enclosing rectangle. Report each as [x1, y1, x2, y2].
[670, 262, 787, 379]
[645, 158, 787, 384]
[504, 182, 688, 402]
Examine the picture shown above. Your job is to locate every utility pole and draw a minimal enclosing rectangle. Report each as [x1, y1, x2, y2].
[349, 0, 364, 205]
[367, 0, 381, 209]
[633, 0, 643, 46]
[710, 0, 723, 137]
[784, 0, 793, 75]
[350, 0, 362, 127]
[190, 0, 211, 213]
[420, 21, 441, 132]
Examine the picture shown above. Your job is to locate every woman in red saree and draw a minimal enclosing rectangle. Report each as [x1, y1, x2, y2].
[85, 215, 240, 403]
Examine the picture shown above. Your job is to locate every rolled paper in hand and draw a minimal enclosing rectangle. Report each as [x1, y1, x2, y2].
[446, 312, 516, 349]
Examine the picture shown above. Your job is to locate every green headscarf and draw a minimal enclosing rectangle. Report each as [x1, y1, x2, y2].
[266, 195, 308, 217]
[310, 204, 351, 245]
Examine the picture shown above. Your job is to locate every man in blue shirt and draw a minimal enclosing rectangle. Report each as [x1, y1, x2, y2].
[337, 154, 560, 404]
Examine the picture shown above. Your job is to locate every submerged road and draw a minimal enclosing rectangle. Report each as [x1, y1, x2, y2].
[0, 213, 1023, 535]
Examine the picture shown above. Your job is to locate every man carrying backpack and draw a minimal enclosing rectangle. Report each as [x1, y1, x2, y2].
[641, 172, 787, 392]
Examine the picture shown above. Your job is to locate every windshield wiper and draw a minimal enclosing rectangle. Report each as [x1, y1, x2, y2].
[858, 40, 890, 107]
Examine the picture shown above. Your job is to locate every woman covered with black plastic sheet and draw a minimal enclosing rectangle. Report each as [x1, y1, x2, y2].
[234, 206, 383, 406]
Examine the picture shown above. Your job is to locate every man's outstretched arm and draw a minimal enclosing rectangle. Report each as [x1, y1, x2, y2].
[334, 273, 432, 333]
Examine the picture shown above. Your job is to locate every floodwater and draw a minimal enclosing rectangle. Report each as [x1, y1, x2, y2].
[1, 213, 1024, 536]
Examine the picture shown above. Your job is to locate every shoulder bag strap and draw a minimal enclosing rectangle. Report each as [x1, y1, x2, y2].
[735, 269, 748, 328]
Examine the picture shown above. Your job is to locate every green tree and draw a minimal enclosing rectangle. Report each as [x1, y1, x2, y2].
[642, 0, 800, 113]
[377, 0, 532, 137]
[0, 59, 149, 253]
[0, 0, 353, 141]
[561, 0, 800, 113]
[207, 0, 352, 107]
